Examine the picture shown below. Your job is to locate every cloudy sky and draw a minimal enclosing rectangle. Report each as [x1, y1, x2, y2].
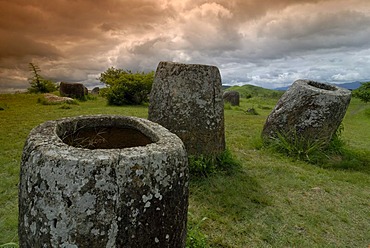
[1, 0, 370, 92]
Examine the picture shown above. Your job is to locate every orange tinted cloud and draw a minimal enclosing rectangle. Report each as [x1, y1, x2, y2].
[1, 0, 370, 92]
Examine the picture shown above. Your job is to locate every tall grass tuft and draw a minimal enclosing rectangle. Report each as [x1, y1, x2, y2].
[189, 148, 240, 177]
[186, 213, 209, 248]
[265, 125, 346, 164]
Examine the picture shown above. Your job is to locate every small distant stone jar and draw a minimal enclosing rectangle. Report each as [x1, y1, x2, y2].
[223, 91, 240, 106]
[262, 79, 351, 146]
[19, 115, 189, 248]
[59, 82, 87, 99]
[148, 61, 225, 157]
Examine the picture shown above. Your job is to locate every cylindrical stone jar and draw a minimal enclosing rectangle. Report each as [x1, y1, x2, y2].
[148, 61, 225, 157]
[223, 91, 240, 106]
[262, 79, 351, 145]
[19, 115, 189, 248]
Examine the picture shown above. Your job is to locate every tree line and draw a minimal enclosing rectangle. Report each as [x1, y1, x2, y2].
[27, 63, 370, 104]
[27, 64, 154, 106]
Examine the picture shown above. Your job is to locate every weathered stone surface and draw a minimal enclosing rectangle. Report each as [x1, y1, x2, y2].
[223, 91, 240, 106]
[148, 61, 225, 157]
[262, 79, 351, 145]
[84, 86, 88, 96]
[19, 115, 189, 248]
[43, 93, 74, 103]
[59, 82, 86, 99]
[91, 87, 100, 95]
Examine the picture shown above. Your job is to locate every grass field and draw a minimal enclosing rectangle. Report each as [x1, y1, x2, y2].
[0, 93, 369, 247]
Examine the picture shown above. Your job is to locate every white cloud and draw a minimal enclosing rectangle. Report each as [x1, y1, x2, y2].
[1, 0, 370, 92]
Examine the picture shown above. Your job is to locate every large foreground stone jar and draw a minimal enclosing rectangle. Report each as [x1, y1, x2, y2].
[262, 80, 351, 145]
[19, 115, 189, 248]
[148, 61, 225, 157]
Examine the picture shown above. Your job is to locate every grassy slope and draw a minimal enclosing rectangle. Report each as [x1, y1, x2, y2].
[226, 84, 284, 98]
[0, 93, 369, 247]
[190, 98, 370, 247]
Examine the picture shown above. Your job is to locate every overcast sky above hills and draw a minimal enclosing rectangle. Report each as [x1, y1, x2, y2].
[1, 0, 370, 92]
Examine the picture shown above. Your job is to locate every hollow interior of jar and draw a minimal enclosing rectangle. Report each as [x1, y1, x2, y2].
[307, 81, 337, 91]
[58, 124, 153, 149]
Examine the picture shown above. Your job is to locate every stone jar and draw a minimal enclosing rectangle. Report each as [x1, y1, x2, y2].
[223, 91, 240, 106]
[19, 115, 189, 248]
[262, 80, 351, 146]
[59, 82, 87, 99]
[148, 61, 225, 157]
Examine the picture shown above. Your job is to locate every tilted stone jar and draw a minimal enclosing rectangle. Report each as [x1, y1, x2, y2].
[19, 115, 189, 248]
[262, 80, 351, 146]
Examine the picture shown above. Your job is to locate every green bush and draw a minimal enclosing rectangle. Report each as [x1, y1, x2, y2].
[99, 67, 154, 106]
[352, 82, 370, 103]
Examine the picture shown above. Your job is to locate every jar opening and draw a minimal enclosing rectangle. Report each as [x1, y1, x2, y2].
[307, 81, 336, 91]
[59, 125, 153, 149]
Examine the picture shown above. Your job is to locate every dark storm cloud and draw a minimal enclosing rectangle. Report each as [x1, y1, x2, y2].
[1, 0, 370, 92]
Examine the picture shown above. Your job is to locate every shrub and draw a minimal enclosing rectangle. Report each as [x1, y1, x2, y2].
[99, 67, 154, 106]
[99, 87, 109, 97]
[352, 82, 370, 103]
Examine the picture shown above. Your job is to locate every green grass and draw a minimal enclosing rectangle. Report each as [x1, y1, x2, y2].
[1, 93, 369, 247]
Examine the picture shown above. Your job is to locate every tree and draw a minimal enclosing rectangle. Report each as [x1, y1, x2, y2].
[99, 67, 154, 105]
[352, 82, 370, 103]
[98, 67, 127, 87]
[28, 63, 57, 93]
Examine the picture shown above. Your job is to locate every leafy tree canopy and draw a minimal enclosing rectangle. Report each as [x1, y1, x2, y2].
[352, 82, 370, 103]
[98, 67, 154, 105]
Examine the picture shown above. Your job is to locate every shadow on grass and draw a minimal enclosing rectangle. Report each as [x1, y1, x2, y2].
[189, 167, 271, 223]
[320, 149, 370, 174]
[188, 168, 273, 247]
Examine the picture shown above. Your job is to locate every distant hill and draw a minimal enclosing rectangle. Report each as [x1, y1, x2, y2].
[225, 84, 284, 98]
[274, 81, 365, 91]
[336, 81, 364, 90]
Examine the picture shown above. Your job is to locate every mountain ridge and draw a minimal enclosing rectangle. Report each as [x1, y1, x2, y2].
[274, 81, 365, 91]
